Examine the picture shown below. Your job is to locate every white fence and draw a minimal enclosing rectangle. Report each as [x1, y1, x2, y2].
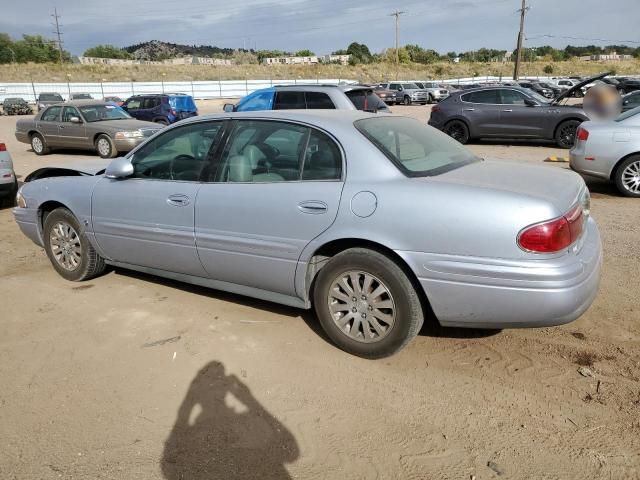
[0, 78, 357, 103]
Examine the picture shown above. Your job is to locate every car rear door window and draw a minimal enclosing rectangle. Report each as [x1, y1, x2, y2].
[304, 92, 335, 109]
[274, 91, 306, 109]
[462, 90, 500, 104]
[302, 130, 342, 180]
[41, 106, 62, 121]
[500, 89, 528, 105]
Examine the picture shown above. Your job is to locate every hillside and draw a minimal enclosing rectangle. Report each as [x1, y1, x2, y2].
[123, 40, 235, 61]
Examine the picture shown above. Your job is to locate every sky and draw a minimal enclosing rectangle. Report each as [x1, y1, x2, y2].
[0, 0, 638, 56]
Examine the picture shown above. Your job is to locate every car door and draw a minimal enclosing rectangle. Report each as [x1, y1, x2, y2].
[460, 89, 501, 136]
[195, 119, 344, 296]
[123, 97, 144, 120]
[37, 106, 63, 145]
[92, 120, 225, 276]
[498, 89, 544, 137]
[58, 106, 88, 148]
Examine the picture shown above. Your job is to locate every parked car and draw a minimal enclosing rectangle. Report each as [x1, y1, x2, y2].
[379, 82, 430, 105]
[224, 85, 389, 113]
[373, 85, 400, 105]
[413, 82, 450, 103]
[122, 93, 198, 125]
[103, 96, 124, 107]
[619, 78, 640, 94]
[69, 93, 93, 100]
[535, 81, 564, 97]
[36, 92, 64, 111]
[570, 107, 640, 197]
[0, 142, 18, 207]
[15, 100, 162, 158]
[13, 110, 601, 358]
[428, 73, 608, 148]
[553, 78, 586, 97]
[2, 97, 32, 115]
[622, 91, 640, 112]
[517, 81, 554, 99]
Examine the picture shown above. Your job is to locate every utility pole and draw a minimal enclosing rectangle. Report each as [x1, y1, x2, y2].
[389, 10, 405, 80]
[513, 0, 529, 80]
[51, 7, 64, 63]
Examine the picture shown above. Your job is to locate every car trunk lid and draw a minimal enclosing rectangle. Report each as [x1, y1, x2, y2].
[552, 72, 610, 105]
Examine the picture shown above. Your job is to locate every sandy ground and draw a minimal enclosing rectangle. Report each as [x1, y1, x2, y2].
[1, 100, 639, 480]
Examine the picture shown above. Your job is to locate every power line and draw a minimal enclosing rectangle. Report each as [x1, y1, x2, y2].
[51, 7, 64, 63]
[513, 0, 529, 80]
[389, 10, 405, 80]
[526, 34, 640, 45]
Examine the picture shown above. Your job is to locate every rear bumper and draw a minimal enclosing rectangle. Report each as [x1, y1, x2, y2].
[569, 150, 611, 180]
[397, 218, 602, 328]
[15, 131, 30, 144]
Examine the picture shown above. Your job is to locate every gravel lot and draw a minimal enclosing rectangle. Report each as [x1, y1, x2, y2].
[1, 100, 639, 479]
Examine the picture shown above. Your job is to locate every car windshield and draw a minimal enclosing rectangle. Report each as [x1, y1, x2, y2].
[40, 94, 63, 101]
[78, 104, 131, 122]
[4, 98, 26, 104]
[355, 116, 479, 177]
[402, 83, 420, 89]
[345, 90, 389, 112]
[73, 94, 92, 99]
[615, 106, 640, 122]
[527, 89, 551, 103]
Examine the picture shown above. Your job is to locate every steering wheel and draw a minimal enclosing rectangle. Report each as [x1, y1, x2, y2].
[170, 154, 195, 180]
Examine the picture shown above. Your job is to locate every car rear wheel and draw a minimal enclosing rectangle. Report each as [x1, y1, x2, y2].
[444, 120, 470, 144]
[95, 134, 118, 159]
[154, 118, 169, 125]
[427, 94, 434, 104]
[31, 133, 49, 155]
[403, 95, 412, 106]
[43, 208, 107, 281]
[555, 120, 581, 149]
[614, 155, 640, 198]
[313, 248, 424, 359]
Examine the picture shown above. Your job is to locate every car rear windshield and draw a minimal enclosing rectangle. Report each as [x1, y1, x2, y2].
[169, 95, 197, 112]
[355, 116, 479, 177]
[79, 104, 131, 122]
[346, 90, 388, 112]
[40, 94, 63, 101]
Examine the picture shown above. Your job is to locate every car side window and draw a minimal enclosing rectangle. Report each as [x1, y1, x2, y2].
[61, 106, 81, 122]
[216, 120, 309, 182]
[126, 98, 142, 110]
[274, 91, 306, 109]
[305, 92, 335, 109]
[302, 130, 342, 180]
[131, 121, 223, 181]
[463, 90, 500, 104]
[41, 106, 62, 122]
[500, 89, 528, 105]
[143, 97, 160, 109]
[390, 83, 401, 90]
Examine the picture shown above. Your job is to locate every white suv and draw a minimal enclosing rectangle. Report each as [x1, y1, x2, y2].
[0, 142, 18, 207]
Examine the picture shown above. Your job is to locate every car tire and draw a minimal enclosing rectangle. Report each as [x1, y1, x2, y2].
[43, 207, 107, 282]
[427, 94, 434, 104]
[613, 155, 640, 198]
[0, 180, 18, 208]
[443, 120, 470, 144]
[555, 119, 581, 149]
[30, 133, 49, 155]
[95, 134, 118, 159]
[312, 248, 424, 359]
[154, 118, 169, 125]
[403, 96, 412, 106]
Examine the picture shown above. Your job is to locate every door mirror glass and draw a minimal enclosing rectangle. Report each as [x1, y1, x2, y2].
[105, 157, 134, 179]
[223, 103, 236, 113]
[524, 98, 537, 107]
[69, 116, 82, 123]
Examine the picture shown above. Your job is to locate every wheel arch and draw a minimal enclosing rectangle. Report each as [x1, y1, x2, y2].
[37, 200, 71, 241]
[28, 129, 42, 139]
[92, 132, 111, 143]
[610, 151, 640, 181]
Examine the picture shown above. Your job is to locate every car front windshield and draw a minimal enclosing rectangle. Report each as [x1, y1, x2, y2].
[403, 83, 420, 89]
[355, 116, 479, 177]
[527, 89, 551, 103]
[73, 94, 92, 99]
[40, 94, 63, 101]
[78, 104, 131, 122]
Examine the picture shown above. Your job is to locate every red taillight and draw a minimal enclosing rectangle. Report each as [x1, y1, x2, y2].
[431, 105, 441, 113]
[576, 127, 589, 141]
[0, 143, 6, 151]
[518, 205, 584, 253]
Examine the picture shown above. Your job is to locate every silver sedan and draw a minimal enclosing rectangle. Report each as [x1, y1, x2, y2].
[570, 107, 640, 197]
[13, 110, 602, 358]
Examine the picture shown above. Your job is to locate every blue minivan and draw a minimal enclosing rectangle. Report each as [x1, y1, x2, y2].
[122, 94, 198, 125]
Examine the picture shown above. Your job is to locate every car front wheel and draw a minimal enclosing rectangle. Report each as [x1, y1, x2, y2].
[43, 208, 107, 281]
[614, 155, 640, 198]
[403, 96, 411, 105]
[313, 248, 424, 359]
[95, 134, 118, 159]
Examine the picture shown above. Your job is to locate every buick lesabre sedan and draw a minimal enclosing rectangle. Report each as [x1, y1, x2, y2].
[13, 111, 602, 358]
[15, 100, 162, 159]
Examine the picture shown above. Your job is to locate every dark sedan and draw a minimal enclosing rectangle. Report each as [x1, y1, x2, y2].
[428, 73, 606, 148]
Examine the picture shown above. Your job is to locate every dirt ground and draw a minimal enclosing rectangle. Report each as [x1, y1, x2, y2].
[1, 100, 639, 480]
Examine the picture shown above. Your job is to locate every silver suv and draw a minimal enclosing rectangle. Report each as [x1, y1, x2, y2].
[413, 82, 450, 102]
[379, 82, 430, 105]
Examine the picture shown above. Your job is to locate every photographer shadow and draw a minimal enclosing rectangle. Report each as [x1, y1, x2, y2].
[161, 361, 299, 480]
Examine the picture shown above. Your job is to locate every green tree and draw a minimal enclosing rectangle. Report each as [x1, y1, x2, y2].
[13, 35, 67, 63]
[346, 42, 373, 64]
[295, 49, 314, 57]
[83, 44, 132, 59]
[543, 64, 554, 74]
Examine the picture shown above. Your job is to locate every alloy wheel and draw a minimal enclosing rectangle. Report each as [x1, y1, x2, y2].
[621, 160, 640, 194]
[32, 136, 43, 153]
[327, 270, 396, 343]
[97, 138, 111, 157]
[558, 123, 578, 148]
[49, 221, 82, 271]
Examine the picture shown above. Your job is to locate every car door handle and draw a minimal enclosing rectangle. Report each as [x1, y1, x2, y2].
[502, 109, 513, 112]
[298, 200, 328, 214]
[167, 194, 191, 207]
[463, 108, 475, 111]
[58, 125, 65, 129]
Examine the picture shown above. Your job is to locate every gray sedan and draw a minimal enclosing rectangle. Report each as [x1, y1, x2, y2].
[13, 111, 602, 358]
[570, 107, 640, 197]
[15, 101, 162, 158]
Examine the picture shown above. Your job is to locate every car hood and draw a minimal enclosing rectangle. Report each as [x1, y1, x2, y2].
[552, 72, 610, 105]
[24, 158, 112, 182]
[86, 119, 160, 131]
[432, 160, 585, 214]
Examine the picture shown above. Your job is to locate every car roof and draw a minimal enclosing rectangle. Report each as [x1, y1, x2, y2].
[271, 84, 372, 92]
[60, 100, 114, 107]
[450, 85, 535, 96]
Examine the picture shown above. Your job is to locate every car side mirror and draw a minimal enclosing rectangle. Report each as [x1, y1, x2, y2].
[69, 116, 82, 123]
[105, 157, 134, 179]
[398, 87, 403, 91]
[223, 103, 236, 113]
[622, 100, 629, 105]
[524, 98, 537, 107]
